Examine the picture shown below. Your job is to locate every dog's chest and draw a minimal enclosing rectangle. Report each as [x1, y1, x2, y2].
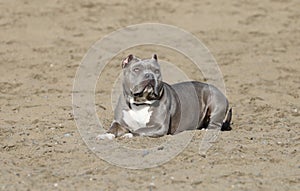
[122, 105, 153, 131]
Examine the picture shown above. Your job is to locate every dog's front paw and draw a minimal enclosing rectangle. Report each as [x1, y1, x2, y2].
[96, 133, 115, 140]
[121, 133, 134, 139]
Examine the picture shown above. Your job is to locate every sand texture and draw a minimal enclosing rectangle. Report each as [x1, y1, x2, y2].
[1, 0, 299, 190]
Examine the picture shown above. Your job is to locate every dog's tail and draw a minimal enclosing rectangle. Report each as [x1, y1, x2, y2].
[221, 107, 232, 131]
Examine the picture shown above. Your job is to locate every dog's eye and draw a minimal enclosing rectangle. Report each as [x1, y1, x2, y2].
[133, 68, 140, 72]
[155, 69, 160, 74]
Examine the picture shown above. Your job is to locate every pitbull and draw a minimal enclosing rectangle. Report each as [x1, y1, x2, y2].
[97, 54, 232, 140]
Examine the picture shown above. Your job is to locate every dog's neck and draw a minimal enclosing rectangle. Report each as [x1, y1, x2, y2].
[125, 88, 164, 109]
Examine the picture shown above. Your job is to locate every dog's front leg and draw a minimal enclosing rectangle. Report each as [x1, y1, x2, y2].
[96, 121, 130, 140]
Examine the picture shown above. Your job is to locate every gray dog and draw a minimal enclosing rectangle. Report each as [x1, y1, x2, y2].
[97, 54, 232, 140]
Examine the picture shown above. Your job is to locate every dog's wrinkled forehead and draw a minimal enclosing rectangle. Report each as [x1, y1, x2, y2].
[121, 54, 159, 69]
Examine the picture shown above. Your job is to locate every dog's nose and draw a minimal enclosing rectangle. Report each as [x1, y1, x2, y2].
[145, 73, 154, 79]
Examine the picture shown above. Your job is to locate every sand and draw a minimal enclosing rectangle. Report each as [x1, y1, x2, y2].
[1, 0, 299, 190]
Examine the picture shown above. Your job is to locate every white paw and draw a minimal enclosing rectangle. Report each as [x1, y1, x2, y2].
[96, 133, 115, 140]
[121, 133, 134, 139]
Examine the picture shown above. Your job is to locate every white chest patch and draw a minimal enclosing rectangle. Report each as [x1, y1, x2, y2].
[123, 105, 153, 131]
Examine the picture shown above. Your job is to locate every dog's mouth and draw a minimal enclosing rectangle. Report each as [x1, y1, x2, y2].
[133, 84, 155, 97]
[131, 80, 162, 102]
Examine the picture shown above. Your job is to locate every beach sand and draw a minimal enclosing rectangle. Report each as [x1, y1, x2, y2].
[1, 0, 299, 190]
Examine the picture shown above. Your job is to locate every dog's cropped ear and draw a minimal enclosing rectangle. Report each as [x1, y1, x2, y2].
[152, 54, 158, 61]
[122, 54, 134, 68]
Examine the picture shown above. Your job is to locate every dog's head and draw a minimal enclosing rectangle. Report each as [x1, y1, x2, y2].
[121, 54, 163, 105]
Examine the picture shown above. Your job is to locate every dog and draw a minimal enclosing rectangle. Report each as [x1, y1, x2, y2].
[97, 54, 231, 140]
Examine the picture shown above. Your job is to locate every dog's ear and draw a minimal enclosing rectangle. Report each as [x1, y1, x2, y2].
[122, 54, 134, 68]
[152, 54, 158, 61]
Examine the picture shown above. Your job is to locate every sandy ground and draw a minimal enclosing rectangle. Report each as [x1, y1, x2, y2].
[1, 0, 300, 190]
